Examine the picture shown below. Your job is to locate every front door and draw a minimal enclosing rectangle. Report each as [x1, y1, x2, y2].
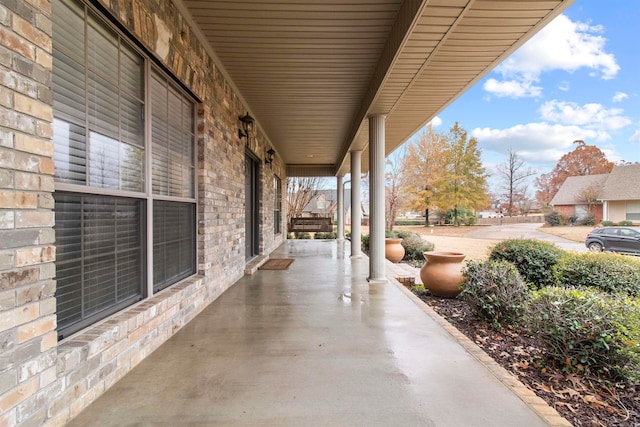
[245, 153, 259, 260]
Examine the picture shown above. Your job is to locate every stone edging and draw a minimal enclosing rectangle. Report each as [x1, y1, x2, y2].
[386, 268, 573, 427]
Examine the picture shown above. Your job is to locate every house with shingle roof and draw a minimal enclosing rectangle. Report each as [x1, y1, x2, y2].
[550, 174, 609, 223]
[550, 164, 640, 224]
[599, 163, 640, 224]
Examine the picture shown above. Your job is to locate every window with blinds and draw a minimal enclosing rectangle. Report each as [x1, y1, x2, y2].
[274, 176, 282, 234]
[52, 0, 197, 339]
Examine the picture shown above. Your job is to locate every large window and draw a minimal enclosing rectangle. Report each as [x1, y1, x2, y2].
[627, 202, 640, 221]
[52, 0, 196, 338]
[274, 176, 282, 234]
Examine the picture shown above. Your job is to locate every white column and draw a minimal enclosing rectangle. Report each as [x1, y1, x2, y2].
[350, 151, 362, 258]
[337, 175, 345, 240]
[369, 115, 386, 282]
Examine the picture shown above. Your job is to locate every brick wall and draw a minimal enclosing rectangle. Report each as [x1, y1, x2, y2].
[0, 0, 286, 425]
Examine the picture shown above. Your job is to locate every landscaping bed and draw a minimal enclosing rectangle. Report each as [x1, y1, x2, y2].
[419, 294, 640, 426]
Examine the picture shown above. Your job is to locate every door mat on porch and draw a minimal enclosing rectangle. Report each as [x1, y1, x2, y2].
[259, 259, 294, 270]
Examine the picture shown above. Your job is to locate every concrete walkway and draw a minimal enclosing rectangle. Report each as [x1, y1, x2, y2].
[465, 222, 586, 252]
[68, 240, 564, 427]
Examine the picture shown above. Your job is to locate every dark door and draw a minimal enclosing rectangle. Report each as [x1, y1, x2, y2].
[245, 153, 259, 260]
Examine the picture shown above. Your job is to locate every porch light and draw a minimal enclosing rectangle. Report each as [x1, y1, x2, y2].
[265, 148, 276, 166]
[238, 112, 255, 142]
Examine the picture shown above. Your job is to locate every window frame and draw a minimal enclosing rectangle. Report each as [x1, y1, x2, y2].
[274, 175, 282, 235]
[52, 0, 198, 339]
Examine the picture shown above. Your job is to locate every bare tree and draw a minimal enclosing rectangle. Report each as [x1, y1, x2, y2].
[577, 183, 603, 217]
[385, 151, 409, 231]
[286, 177, 325, 220]
[496, 147, 537, 217]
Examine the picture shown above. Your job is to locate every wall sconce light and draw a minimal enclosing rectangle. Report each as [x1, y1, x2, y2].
[238, 112, 255, 143]
[265, 148, 276, 167]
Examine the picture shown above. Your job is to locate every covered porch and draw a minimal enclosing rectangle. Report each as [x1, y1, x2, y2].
[67, 240, 566, 426]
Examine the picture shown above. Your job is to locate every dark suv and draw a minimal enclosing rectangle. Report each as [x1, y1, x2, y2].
[585, 226, 640, 255]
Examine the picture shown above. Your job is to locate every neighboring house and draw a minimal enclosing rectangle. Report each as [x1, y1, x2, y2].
[301, 190, 338, 217]
[600, 164, 640, 224]
[550, 174, 608, 223]
[550, 164, 640, 225]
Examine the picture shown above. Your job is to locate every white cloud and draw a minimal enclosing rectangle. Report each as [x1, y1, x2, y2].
[558, 81, 570, 92]
[429, 116, 443, 127]
[630, 130, 640, 143]
[484, 15, 619, 98]
[613, 92, 628, 102]
[483, 78, 542, 98]
[472, 122, 603, 166]
[539, 100, 631, 130]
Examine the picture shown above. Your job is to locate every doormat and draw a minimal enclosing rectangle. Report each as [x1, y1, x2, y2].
[259, 258, 294, 270]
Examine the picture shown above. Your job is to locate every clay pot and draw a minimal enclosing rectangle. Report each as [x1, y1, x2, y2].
[420, 251, 466, 298]
[384, 238, 405, 263]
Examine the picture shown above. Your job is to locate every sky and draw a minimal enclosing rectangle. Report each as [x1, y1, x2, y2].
[422, 0, 640, 191]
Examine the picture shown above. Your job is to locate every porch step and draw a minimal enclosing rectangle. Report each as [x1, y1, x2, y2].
[244, 255, 268, 275]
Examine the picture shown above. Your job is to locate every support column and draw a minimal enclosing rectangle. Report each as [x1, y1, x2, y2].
[369, 115, 387, 282]
[337, 175, 345, 240]
[350, 151, 362, 258]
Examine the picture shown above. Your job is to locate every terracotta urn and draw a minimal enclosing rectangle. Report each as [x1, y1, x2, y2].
[384, 238, 405, 263]
[420, 251, 466, 298]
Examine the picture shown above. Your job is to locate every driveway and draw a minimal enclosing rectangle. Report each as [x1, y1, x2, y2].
[465, 222, 586, 252]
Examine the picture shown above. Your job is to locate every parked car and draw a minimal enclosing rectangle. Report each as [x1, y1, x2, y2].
[585, 226, 640, 255]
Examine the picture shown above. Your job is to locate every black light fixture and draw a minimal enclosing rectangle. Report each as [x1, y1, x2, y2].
[238, 112, 255, 143]
[265, 148, 276, 167]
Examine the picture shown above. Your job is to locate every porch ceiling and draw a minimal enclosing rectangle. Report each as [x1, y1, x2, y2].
[179, 0, 573, 176]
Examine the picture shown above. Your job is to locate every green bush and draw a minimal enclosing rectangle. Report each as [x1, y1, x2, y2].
[526, 287, 640, 381]
[294, 232, 311, 239]
[601, 220, 613, 226]
[620, 220, 634, 226]
[361, 233, 370, 250]
[380, 230, 435, 263]
[394, 220, 425, 226]
[553, 252, 640, 296]
[397, 231, 434, 263]
[314, 231, 336, 239]
[489, 239, 564, 289]
[579, 213, 596, 226]
[544, 210, 563, 227]
[460, 260, 529, 330]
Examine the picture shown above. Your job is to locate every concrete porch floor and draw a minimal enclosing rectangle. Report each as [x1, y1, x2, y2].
[67, 240, 561, 427]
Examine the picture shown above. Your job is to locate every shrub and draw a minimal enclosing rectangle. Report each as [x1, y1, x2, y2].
[601, 220, 613, 226]
[397, 231, 434, 263]
[411, 285, 429, 298]
[489, 239, 564, 289]
[394, 220, 425, 226]
[526, 287, 640, 381]
[620, 220, 634, 226]
[383, 230, 434, 263]
[568, 214, 579, 225]
[579, 213, 596, 226]
[294, 232, 311, 239]
[361, 233, 370, 250]
[553, 252, 640, 296]
[460, 260, 529, 329]
[314, 231, 336, 239]
[545, 210, 563, 227]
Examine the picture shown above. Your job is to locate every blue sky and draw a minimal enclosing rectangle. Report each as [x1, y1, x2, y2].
[426, 0, 640, 188]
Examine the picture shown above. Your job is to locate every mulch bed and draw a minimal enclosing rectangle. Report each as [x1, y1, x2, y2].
[416, 293, 640, 426]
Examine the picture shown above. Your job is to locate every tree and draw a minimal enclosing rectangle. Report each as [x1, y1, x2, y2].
[495, 147, 537, 216]
[287, 177, 325, 219]
[435, 122, 489, 225]
[535, 140, 613, 205]
[385, 151, 409, 230]
[401, 125, 448, 225]
[577, 183, 603, 216]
